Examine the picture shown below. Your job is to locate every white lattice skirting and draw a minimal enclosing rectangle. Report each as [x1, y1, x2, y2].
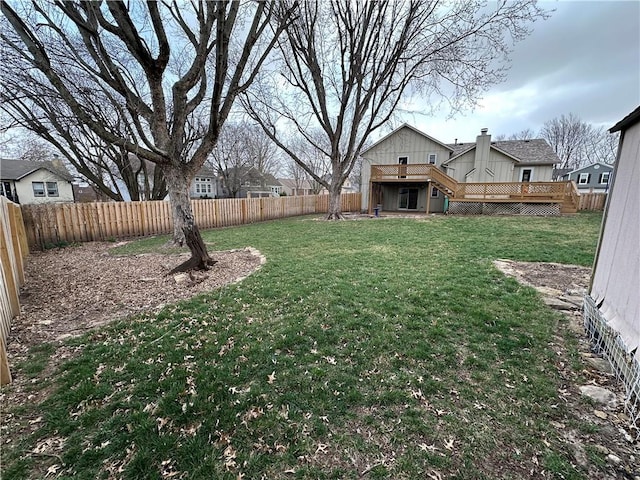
[447, 202, 561, 215]
[584, 295, 640, 439]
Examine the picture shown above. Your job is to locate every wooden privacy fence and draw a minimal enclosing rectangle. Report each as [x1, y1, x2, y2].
[0, 197, 29, 385]
[21, 193, 362, 250]
[578, 192, 607, 211]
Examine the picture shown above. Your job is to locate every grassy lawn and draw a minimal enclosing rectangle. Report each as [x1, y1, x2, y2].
[3, 213, 603, 479]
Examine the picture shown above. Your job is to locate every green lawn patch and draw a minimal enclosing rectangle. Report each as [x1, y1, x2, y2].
[2, 212, 603, 479]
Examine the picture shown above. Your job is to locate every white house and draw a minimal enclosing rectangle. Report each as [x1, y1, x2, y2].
[584, 105, 639, 434]
[0, 159, 74, 205]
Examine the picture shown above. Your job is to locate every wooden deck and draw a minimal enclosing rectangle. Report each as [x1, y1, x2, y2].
[369, 164, 579, 213]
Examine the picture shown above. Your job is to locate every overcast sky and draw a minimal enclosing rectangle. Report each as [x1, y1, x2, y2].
[395, 1, 640, 144]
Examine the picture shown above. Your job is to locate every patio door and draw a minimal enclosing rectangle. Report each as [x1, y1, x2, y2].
[399, 187, 418, 210]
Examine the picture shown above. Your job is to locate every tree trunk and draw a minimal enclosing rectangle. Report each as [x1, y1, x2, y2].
[326, 184, 343, 220]
[164, 165, 215, 272]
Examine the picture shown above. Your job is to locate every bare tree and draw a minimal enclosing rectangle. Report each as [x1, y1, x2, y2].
[509, 128, 536, 140]
[539, 113, 596, 170]
[1, 65, 165, 201]
[581, 126, 619, 166]
[1, 1, 293, 271]
[208, 123, 254, 198]
[244, 0, 547, 218]
[208, 121, 281, 198]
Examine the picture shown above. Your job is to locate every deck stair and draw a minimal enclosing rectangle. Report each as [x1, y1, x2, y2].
[369, 164, 580, 213]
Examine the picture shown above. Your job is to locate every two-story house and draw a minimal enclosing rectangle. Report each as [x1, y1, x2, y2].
[360, 124, 561, 214]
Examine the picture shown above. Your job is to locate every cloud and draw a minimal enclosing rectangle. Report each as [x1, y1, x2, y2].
[396, 1, 640, 141]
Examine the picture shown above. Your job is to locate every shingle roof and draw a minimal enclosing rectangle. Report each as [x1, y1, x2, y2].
[492, 139, 559, 165]
[444, 139, 559, 165]
[567, 162, 614, 175]
[0, 158, 73, 181]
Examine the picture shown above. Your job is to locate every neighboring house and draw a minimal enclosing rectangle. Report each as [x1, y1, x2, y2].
[220, 166, 282, 198]
[584, 105, 639, 434]
[73, 183, 112, 203]
[190, 165, 221, 199]
[552, 167, 572, 181]
[562, 162, 613, 192]
[360, 124, 559, 213]
[277, 178, 315, 196]
[0, 158, 74, 205]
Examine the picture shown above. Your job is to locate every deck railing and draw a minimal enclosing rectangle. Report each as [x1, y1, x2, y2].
[370, 164, 578, 207]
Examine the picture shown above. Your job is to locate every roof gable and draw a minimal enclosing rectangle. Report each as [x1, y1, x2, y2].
[567, 162, 614, 175]
[0, 159, 73, 181]
[361, 123, 453, 155]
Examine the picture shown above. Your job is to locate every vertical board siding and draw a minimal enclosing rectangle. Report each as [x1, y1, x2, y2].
[0, 197, 29, 385]
[21, 193, 362, 250]
[578, 192, 607, 211]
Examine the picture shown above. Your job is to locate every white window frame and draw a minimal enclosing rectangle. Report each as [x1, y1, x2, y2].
[195, 177, 212, 194]
[599, 172, 610, 184]
[32, 181, 45, 197]
[578, 173, 590, 185]
[46, 181, 59, 197]
[428, 153, 437, 165]
[520, 168, 534, 182]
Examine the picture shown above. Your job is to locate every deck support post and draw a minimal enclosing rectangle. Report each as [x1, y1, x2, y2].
[425, 182, 431, 214]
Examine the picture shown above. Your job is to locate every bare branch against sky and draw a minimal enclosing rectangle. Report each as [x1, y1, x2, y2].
[1, 0, 294, 271]
[243, 0, 547, 219]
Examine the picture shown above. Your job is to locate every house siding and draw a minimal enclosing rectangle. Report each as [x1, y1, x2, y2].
[512, 165, 554, 182]
[14, 170, 74, 205]
[568, 163, 613, 192]
[362, 125, 559, 213]
[362, 126, 452, 210]
[590, 119, 639, 360]
[362, 127, 452, 166]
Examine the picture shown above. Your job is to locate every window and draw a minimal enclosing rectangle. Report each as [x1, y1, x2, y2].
[195, 177, 212, 194]
[271, 186, 282, 195]
[578, 173, 590, 184]
[599, 172, 610, 184]
[428, 153, 437, 164]
[520, 168, 533, 182]
[431, 187, 439, 198]
[46, 182, 59, 197]
[32, 182, 45, 197]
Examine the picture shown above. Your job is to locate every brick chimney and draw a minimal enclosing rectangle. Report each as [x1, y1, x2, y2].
[474, 128, 491, 182]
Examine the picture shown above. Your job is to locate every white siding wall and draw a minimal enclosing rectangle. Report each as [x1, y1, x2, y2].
[363, 127, 452, 166]
[590, 121, 640, 360]
[511, 165, 554, 182]
[361, 127, 452, 210]
[14, 170, 74, 205]
[445, 151, 475, 182]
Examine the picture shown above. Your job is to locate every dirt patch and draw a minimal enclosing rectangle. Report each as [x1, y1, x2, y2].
[495, 259, 639, 479]
[1, 242, 265, 411]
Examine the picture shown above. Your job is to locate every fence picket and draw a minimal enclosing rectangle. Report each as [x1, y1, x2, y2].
[578, 192, 607, 211]
[1, 197, 29, 385]
[19, 193, 362, 250]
